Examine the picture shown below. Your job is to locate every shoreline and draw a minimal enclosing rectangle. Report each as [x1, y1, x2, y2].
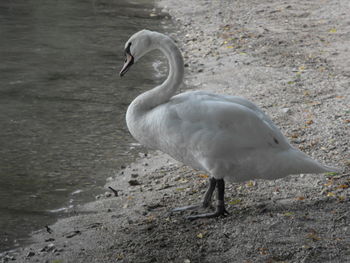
[2, 0, 350, 262]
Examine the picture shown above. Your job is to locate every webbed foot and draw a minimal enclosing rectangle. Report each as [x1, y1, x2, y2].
[186, 204, 229, 220]
[171, 204, 201, 212]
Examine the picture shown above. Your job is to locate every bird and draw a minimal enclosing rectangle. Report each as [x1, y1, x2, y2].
[119, 29, 338, 220]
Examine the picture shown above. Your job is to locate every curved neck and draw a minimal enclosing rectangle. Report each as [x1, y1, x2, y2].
[131, 34, 184, 112]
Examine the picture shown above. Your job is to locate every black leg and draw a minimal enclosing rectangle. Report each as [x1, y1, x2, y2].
[202, 177, 216, 208]
[215, 179, 229, 215]
[171, 177, 217, 212]
[186, 179, 229, 220]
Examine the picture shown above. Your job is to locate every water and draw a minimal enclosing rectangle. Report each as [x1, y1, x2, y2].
[0, 0, 170, 252]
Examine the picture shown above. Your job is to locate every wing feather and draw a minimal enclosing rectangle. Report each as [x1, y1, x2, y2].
[164, 91, 289, 155]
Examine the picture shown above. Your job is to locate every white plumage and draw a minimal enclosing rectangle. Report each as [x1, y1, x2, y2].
[120, 30, 337, 219]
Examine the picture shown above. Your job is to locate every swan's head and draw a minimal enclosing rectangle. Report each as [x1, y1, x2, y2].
[120, 29, 156, 77]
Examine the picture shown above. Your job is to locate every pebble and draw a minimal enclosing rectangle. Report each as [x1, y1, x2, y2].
[128, 180, 141, 186]
[281, 107, 291, 114]
[2, 255, 16, 261]
[40, 243, 55, 252]
[106, 177, 113, 182]
[95, 194, 103, 199]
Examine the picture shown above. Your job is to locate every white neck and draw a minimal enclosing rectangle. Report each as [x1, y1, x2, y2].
[128, 33, 184, 114]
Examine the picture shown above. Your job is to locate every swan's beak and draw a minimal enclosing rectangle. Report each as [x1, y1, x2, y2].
[120, 53, 134, 77]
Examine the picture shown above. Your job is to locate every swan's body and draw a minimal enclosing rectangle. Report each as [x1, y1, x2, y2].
[120, 30, 337, 219]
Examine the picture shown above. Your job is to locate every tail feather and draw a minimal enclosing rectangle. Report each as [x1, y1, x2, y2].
[278, 148, 339, 175]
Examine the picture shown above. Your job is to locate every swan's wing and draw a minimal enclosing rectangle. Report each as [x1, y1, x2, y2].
[162, 91, 291, 158]
[173, 91, 278, 128]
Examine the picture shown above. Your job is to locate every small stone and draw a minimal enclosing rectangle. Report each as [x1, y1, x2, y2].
[47, 243, 55, 250]
[65, 230, 81, 239]
[131, 173, 139, 178]
[104, 191, 112, 198]
[40, 243, 55, 252]
[281, 107, 291, 114]
[26, 251, 35, 257]
[128, 180, 141, 186]
[3, 255, 16, 261]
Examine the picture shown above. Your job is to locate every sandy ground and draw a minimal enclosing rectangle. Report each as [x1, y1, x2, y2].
[2, 0, 350, 262]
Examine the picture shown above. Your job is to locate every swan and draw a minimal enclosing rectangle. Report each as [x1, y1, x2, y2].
[120, 30, 338, 219]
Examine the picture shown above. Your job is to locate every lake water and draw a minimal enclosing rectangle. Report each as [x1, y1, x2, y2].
[0, 0, 170, 252]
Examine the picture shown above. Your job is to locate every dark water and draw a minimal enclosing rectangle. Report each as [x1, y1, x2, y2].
[0, 0, 170, 252]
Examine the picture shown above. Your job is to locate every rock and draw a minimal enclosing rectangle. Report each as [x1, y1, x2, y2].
[104, 191, 112, 198]
[128, 180, 141, 186]
[106, 177, 113, 182]
[95, 194, 103, 199]
[26, 251, 35, 258]
[131, 173, 139, 178]
[65, 230, 81, 239]
[40, 243, 55, 252]
[2, 255, 16, 261]
[281, 107, 291, 114]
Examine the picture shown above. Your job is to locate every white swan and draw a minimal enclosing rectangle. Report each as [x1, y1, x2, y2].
[120, 30, 338, 219]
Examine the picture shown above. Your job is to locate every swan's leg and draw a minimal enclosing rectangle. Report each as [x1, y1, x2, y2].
[171, 177, 217, 212]
[202, 177, 217, 208]
[186, 179, 229, 220]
